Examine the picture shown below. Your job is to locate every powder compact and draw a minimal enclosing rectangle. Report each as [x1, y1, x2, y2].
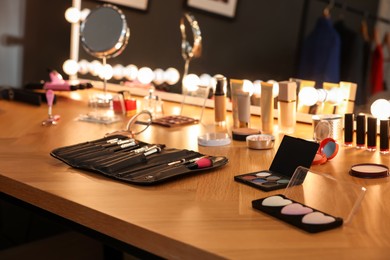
[234, 135, 319, 191]
[252, 166, 366, 233]
[350, 163, 389, 178]
[246, 134, 275, 150]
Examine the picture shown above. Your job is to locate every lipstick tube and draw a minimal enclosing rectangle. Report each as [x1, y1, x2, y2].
[380, 119, 389, 154]
[356, 114, 366, 149]
[366, 116, 377, 151]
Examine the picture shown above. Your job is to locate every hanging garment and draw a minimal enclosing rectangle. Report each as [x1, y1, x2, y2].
[334, 20, 366, 106]
[298, 16, 341, 87]
[370, 44, 384, 95]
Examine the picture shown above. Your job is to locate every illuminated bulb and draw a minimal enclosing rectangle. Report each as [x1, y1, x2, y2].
[317, 88, 327, 103]
[153, 68, 165, 85]
[80, 8, 90, 22]
[326, 88, 343, 105]
[242, 79, 254, 96]
[65, 7, 81, 23]
[78, 59, 89, 75]
[253, 80, 262, 97]
[298, 87, 318, 106]
[138, 67, 154, 84]
[88, 60, 102, 76]
[371, 99, 390, 120]
[267, 80, 279, 98]
[164, 67, 180, 85]
[199, 73, 212, 87]
[183, 74, 200, 92]
[112, 64, 124, 80]
[123, 64, 138, 81]
[99, 64, 113, 80]
[62, 59, 79, 76]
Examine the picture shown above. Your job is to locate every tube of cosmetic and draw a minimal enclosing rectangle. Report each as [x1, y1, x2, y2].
[380, 119, 389, 154]
[230, 79, 250, 128]
[278, 81, 296, 134]
[344, 113, 354, 146]
[367, 116, 377, 151]
[260, 82, 274, 134]
[356, 114, 366, 149]
[213, 75, 227, 125]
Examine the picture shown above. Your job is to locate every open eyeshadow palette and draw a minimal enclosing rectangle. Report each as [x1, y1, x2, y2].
[50, 134, 228, 185]
[152, 115, 199, 127]
[252, 166, 366, 233]
[234, 135, 319, 191]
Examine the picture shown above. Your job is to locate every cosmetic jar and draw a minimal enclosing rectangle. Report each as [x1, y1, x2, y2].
[246, 134, 275, 150]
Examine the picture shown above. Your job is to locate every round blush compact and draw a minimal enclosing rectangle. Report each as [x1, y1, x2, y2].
[350, 163, 389, 178]
[246, 134, 275, 149]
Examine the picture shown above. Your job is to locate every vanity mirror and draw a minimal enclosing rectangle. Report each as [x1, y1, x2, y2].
[80, 3, 130, 100]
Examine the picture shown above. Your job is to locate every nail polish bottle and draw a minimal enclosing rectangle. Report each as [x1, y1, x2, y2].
[278, 81, 296, 134]
[344, 113, 354, 146]
[356, 114, 366, 149]
[213, 75, 227, 125]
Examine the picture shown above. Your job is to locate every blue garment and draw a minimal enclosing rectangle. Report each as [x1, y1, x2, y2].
[298, 17, 341, 87]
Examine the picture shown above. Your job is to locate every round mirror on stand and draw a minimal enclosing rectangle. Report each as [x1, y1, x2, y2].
[80, 4, 130, 104]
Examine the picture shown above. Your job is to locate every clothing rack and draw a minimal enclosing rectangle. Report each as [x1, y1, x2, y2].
[316, 0, 390, 24]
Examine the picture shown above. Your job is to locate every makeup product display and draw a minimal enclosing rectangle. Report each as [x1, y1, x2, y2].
[344, 113, 354, 146]
[380, 120, 389, 154]
[260, 82, 274, 134]
[312, 114, 342, 142]
[51, 112, 228, 185]
[234, 135, 319, 191]
[312, 137, 339, 165]
[213, 75, 227, 125]
[278, 81, 297, 134]
[252, 166, 366, 233]
[246, 134, 275, 150]
[350, 163, 389, 178]
[112, 90, 137, 116]
[366, 117, 377, 151]
[41, 90, 60, 126]
[152, 115, 199, 127]
[198, 133, 231, 146]
[356, 114, 366, 149]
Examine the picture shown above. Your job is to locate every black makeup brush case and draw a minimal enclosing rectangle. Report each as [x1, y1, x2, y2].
[50, 134, 228, 185]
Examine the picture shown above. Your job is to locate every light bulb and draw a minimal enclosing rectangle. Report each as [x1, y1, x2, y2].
[88, 60, 102, 76]
[80, 8, 90, 22]
[298, 87, 318, 106]
[164, 67, 180, 85]
[153, 68, 165, 85]
[267, 80, 279, 98]
[183, 74, 200, 92]
[242, 79, 254, 96]
[65, 7, 81, 23]
[138, 67, 154, 84]
[78, 59, 89, 75]
[371, 99, 390, 120]
[123, 64, 138, 81]
[62, 59, 79, 76]
[112, 64, 124, 80]
[253, 80, 262, 97]
[99, 64, 113, 80]
[326, 87, 343, 105]
[199, 73, 212, 87]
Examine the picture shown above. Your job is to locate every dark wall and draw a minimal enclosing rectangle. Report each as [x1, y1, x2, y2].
[22, 0, 379, 94]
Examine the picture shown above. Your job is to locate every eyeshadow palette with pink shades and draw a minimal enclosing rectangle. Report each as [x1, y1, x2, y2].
[252, 194, 343, 233]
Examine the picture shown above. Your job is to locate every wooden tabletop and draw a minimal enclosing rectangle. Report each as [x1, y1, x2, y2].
[0, 88, 389, 259]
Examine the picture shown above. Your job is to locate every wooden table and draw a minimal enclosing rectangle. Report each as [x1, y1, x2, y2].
[0, 88, 389, 259]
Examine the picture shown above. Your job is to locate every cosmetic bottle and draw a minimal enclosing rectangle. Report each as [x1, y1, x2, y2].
[356, 114, 366, 149]
[344, 113, 354, 146]
[213, 75, 227, 125]
[380, 119, 389, 154]
[260, 82, 274, 134]
[230, 79, 251, 128]
[278, 81, 296, 134]
[367, 116, 377, 151]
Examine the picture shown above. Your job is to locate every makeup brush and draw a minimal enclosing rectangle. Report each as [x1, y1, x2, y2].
[186, 157, 213, 169]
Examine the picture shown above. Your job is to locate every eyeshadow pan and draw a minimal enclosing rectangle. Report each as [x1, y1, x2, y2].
[302, 212, 336, 224]
[281, 203, 313, 215]
[252, 178, 267, 184]
[255, 172, 271, 178]
[241, 175, 257, 180]
[276, 179, 289, 184]
[261, 195, 292, 207]
[266, 176, 280, 181]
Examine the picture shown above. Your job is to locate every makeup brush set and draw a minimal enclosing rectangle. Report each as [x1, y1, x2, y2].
[51, 134, 228, 185]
